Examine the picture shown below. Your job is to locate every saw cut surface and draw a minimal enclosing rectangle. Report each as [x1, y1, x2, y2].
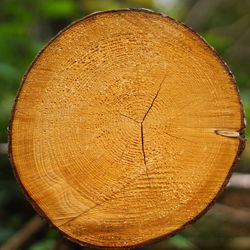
[10, 9, 245, 248]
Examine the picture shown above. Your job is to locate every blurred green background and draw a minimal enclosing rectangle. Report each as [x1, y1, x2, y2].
[0, 0, 249, 249]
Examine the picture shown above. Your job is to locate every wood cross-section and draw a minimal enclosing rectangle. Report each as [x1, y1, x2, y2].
[9, 9, 245, 249]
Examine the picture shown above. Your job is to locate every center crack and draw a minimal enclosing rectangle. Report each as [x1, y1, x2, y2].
[140, 73, 167, 167]
[119, 72, 167, 182]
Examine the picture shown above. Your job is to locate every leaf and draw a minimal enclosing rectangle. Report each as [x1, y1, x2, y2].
[39, 0, 77, 18]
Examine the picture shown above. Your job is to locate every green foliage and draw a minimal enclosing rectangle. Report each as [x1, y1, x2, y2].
[38, 0, 78, 18]
[202, 32, 232, 54]
[169, 235, 198, 249]
[29, 239, 55, 250]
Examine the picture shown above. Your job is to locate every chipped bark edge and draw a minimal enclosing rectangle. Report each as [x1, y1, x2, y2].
[8, 8, 246, 249]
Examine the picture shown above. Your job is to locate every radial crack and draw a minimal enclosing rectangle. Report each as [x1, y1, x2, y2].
[119, 113, 140, 123]
[140, 72, 167, 184]
[140, 122, 151, 188]
[141, 123, 147, 165]
[142, 72, 167, 122]
[165, 131, 193, 143]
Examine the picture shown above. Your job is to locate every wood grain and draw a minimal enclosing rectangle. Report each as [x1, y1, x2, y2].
[9, 9, 245, 249]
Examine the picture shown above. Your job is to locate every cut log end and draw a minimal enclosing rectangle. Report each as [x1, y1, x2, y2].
[9, 9, 245, 249]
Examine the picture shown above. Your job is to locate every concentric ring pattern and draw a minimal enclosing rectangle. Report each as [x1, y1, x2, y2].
[10, 9, 245, 248]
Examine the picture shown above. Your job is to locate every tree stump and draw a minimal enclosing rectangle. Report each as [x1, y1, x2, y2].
[9, 9, 245, 249]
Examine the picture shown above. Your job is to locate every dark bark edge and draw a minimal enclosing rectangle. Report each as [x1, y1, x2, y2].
[8, 8, 246, 249]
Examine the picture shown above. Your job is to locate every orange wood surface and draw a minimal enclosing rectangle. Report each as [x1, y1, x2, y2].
[9, 9, 245, 248]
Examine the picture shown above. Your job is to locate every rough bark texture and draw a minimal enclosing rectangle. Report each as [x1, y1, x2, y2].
[9, 9, 245, 249]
